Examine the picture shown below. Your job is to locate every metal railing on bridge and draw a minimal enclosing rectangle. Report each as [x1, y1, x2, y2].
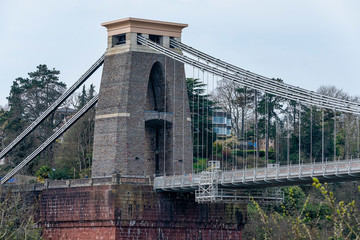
[154, 159, 360, 192]
[155, 161, 285, 204]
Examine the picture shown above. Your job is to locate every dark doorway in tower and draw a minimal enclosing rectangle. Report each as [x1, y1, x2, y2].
[145, 61, 172, 177]
[146, 62, 166, 111]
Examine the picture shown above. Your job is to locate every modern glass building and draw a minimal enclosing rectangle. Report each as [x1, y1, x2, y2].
[212, 111, 231, 136]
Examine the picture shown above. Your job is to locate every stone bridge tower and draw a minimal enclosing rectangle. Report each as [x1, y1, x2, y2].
[36, 18, 245, 239]
[92, 18, 193, 178]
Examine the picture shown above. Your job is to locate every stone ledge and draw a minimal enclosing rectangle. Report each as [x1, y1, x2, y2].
[1, 175, 151, 192]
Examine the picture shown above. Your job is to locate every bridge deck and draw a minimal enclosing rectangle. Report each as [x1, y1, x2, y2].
[154, 159, 360, 191]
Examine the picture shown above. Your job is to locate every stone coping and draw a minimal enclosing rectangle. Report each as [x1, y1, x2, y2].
[1, 175, 151, 192]
[101, 17, 188, 38]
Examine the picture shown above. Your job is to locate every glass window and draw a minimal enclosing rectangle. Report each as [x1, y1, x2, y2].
[214, 127, 226, 135]
[226, 118, 231, 126]
[213, 116, 226, 124]
[226, 128, 231, 135]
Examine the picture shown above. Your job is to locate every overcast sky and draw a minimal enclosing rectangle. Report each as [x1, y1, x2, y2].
[1, 0, 360, 107]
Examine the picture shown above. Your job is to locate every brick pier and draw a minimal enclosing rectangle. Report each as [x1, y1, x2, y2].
[37, 178, 245, 239]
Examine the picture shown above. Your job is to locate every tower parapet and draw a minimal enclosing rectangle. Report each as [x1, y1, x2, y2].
[101, 17, 187, 55]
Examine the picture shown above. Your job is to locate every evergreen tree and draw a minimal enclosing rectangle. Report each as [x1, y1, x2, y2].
[53, 84, 96, 178]
[3, 65, 66, 173]
[78, 85, 87, 109]
[186, 78, 217, 168]
[257, 79, 284, 163]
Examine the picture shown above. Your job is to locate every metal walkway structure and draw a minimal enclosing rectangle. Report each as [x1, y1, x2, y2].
[154, 159, 360, 191]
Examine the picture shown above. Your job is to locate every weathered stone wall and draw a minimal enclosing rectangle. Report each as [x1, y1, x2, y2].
[92, 51, 193, 178]
[39, 184, 245, 240]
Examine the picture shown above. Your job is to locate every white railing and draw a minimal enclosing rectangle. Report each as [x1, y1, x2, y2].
[154, 159, 360, 191]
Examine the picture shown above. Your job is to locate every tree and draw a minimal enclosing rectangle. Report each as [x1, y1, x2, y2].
[235, 86, 255, 139]
[53, 84, 96, 178]
[3, 64, 66, 174]
[243, 180, 360, 239]
[212, 79, 242, 138]
[212, 79, 255, 139]
[257, 79, 284, 164]
[35, 165, 51, 182]
[0, 189, 43, 239]
[187, 78, 217, 171]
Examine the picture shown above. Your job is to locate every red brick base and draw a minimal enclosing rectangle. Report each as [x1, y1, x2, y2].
[39, 184, 245, 239]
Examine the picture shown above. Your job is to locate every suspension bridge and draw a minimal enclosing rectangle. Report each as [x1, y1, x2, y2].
[1, 17, 360, 206]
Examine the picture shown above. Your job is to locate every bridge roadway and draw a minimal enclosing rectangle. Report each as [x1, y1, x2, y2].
[154, 159, 360, 191]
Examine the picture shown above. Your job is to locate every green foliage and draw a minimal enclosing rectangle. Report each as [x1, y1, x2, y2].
[79, 167, 91, 179]
[3, 64, 66, 173]
[243, 180, 360, 239]
[35, 165, 51, 181]
[256, 80, 284, 155]
[213, 142, 223, 156]
[282, 186, 306, 210]
[232, 149, 277, 160]
[0, 190, 43, 239]
[193, 158, 208, 173]
[53, 84, 96, 179]
[214, 81, 358, 167]
[187, 78, 217, 160]
[49, 168, 71, 180]
[303, 202, 331, 222]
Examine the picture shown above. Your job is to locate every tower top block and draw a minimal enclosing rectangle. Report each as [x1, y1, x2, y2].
[101, 17, 188, 38]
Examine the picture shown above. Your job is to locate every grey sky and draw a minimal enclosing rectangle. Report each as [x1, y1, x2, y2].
[1, 0, 360, 107]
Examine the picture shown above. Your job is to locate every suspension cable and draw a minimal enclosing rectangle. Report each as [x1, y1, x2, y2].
[275, 117, 279, 164]
[322, 108, 325, 164]
[205, 71, 209, 165]
[170, 39, 360, 115]
[192, 65, 196, 174]
[310, 105, 313, 164]
[265, 93, 269, 167]
[197, 67, 201, 172]
[182, 65, 185, 175]
[163, 56, 167, 176]
[357, 116, 360, 159]
[1, 95, 99, 185]
[0, 54, 105, 161]
[137, 35, 360, 174]
[172, 59, 176, 175]
[299, 102, 301, 167]
[244, 86, 247, 170]
[141, 36, 360, 115]
[201, 70, 205, 167]
[287, 101, 290, 166]
[212, 73, 215, 164]
[253, 89, 256, 169]
[334, 109, 337, 161]
[255, 90, 259, 168]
